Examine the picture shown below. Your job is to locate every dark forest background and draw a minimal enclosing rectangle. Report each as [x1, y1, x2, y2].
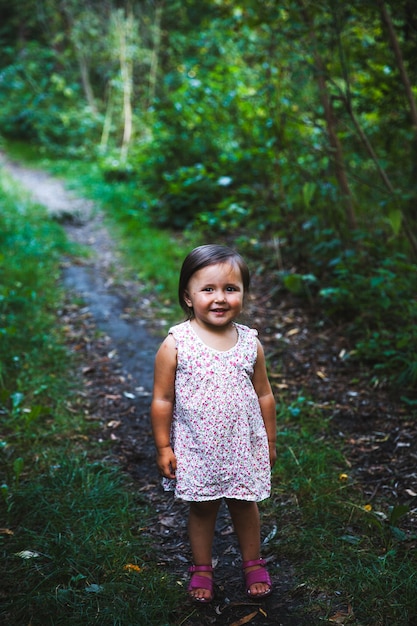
[2, 0, 417, 393]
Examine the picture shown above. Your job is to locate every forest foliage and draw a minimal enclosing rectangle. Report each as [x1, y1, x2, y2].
[1, 0, 417, 394]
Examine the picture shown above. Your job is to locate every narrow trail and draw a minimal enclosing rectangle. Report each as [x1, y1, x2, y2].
[2, 155, 309, 625]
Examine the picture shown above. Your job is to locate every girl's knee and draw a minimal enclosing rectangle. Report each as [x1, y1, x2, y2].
[189, 500, 221, 517]
[226, 498, 258, 513]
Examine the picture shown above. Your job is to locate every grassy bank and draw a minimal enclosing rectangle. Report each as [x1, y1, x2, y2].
[269, 397, 417, 624]
[0, 170, 181, 625]
[3, 140, 197, 313]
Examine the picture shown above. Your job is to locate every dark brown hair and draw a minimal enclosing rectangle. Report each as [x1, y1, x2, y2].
[178, 244, 250, 318]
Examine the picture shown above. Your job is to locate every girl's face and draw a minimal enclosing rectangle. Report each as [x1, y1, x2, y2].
[184, 262, 244, 329]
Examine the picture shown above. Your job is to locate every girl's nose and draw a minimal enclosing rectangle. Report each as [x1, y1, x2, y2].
[214, 291, 226, 302]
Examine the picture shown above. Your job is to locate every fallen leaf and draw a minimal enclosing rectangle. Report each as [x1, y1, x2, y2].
[15, 550, 40, 559]
[123, 563, 142, 573]
[230, 610, 259, 626]
[159, 515, 178, 528]
[375, 434, 390, 442]
[286, 328, 300, 337]
[107, 420, 121, 429]
[0, 528, 14, 536]
[328, 604, 354, 623]
[85, 584, 103, 593]
[262, 525, 277, 544]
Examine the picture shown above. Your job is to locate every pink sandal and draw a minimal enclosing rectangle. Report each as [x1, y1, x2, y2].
[188, 565, 214, 603]
[242, 558, 272, 598]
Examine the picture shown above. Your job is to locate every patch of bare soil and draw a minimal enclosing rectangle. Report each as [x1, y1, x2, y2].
[256, 293, 417, 508]
[3, 155, 416, 625]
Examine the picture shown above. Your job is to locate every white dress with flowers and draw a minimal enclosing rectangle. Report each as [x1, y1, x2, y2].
[162, 320, 271, 502]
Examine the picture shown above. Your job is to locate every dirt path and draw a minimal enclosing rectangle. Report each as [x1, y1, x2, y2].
[2, 155, 310, 625]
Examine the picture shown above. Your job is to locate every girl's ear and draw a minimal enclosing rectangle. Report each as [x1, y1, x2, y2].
[183, 290, 192, 307]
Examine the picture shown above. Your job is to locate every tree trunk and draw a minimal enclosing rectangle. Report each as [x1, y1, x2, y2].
[298, 1, 357, 231]
[378, 0, 417, 130]
[115, 9, 134, 162]
[100, 84, 113, 150]
[340, 91, 417, 257]
[77, 50, 97, 113]
[60, 4, 97, 113]
[378, 0, 417, 223]
[147, 1, 164, 108]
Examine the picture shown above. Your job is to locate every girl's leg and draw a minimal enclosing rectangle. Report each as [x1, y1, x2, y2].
[226, 499, 271, 597]
[188, 500, 221, 601]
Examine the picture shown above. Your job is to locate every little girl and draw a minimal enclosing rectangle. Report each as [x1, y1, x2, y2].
[151, 244, 277, 603]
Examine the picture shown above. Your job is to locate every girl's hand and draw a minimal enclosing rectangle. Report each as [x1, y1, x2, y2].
[156, 446, 177, 479]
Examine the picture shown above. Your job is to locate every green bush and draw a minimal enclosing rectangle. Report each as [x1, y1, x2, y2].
[0, 43, 101, 155]
[318, 246, 417, 390]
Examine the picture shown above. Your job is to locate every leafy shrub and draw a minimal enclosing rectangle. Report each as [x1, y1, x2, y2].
[318, 244, 417, 390]
[0, 43, 101, 155]
[153, 163, 224, 228]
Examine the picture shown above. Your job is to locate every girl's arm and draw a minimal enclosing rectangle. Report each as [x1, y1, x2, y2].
[252, 339, 277, 468]
[151, 334, 178, 479]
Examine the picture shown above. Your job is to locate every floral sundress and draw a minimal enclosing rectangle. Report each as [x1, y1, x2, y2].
[162, 320, 271, 502]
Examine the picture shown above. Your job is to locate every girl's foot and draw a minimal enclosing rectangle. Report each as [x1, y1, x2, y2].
[243, 559, 272, 598]
[188, 565, 214, 603]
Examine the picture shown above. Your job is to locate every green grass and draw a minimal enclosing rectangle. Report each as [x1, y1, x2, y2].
[0, 169, 181, 625]
[1, 457, 178, 626]
[270, 396, 417, 625]
[0, 169, 70, 408]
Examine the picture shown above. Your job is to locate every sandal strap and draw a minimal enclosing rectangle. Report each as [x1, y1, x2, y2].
[243, 558, 272, 595]
[188, 573, 214, 592]
[244, 567, 271, 588]
[188, 566, 214, 597]
[189, 564, 213, 573]
[242, 558, 266, 569]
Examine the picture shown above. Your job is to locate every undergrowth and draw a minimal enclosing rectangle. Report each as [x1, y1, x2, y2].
[272, 396, 417, 625]
[0, 171, 180, 624]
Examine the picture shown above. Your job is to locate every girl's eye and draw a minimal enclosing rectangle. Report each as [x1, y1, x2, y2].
[226, 286, 237, 292]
